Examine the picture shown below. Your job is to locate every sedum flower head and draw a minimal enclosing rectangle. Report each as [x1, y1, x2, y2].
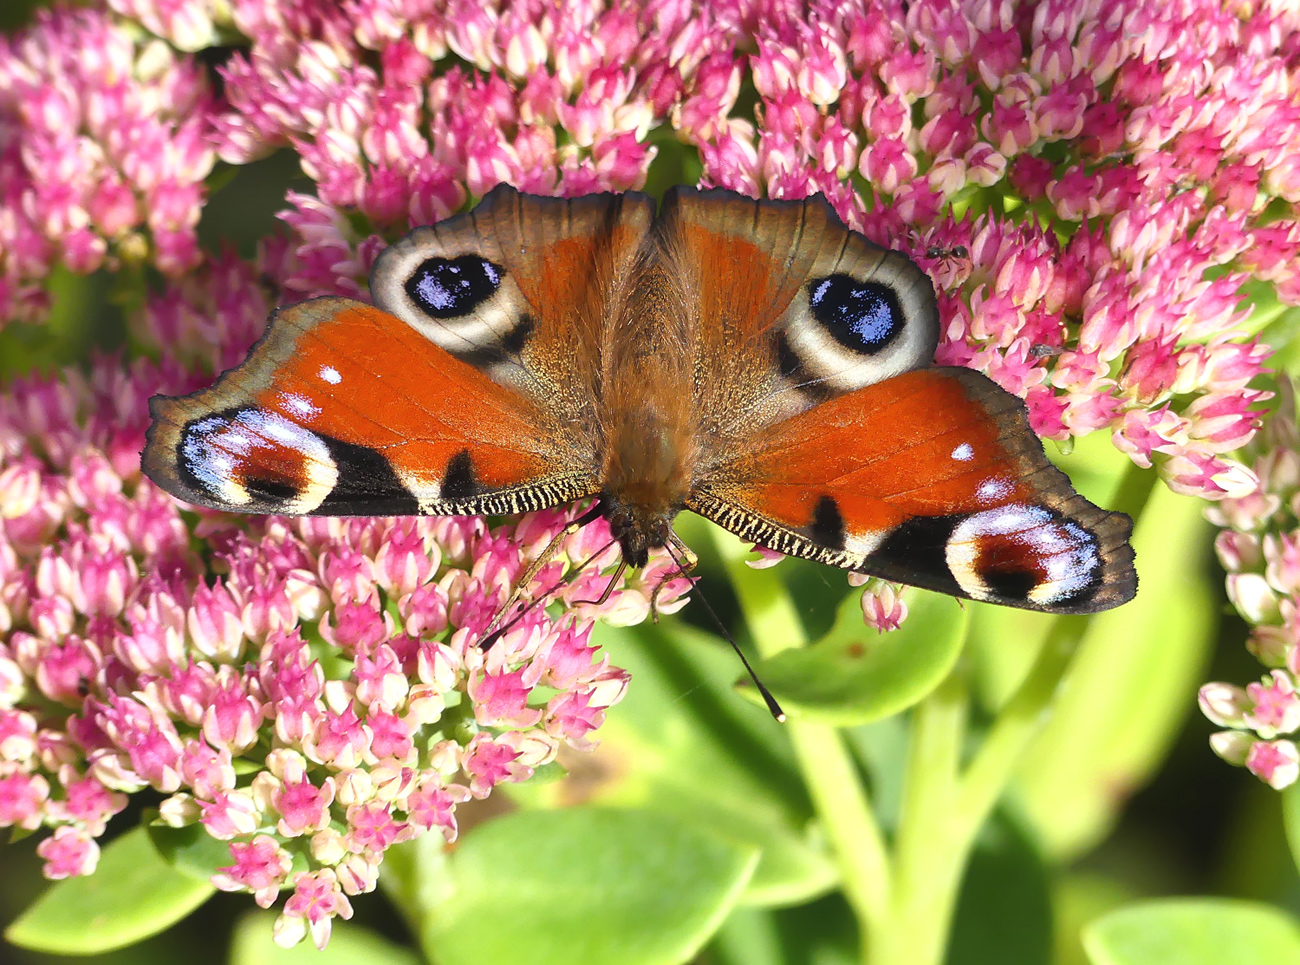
[1, 0, 1297, 942]
[1201, 381, 1300, 789]
[169, 0, 1283, 506]
[0, 8, 216, 321]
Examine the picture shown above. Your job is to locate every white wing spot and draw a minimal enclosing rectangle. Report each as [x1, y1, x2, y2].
[951, 443, 974, 461]
[281, 392, 320, 418]
[320, 365, 342, 385]
[977, 478, 1012, 503]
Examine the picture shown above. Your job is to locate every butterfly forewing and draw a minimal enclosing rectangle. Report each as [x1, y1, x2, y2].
[370, 184, 655, 416]
[658, 189, 940, 434]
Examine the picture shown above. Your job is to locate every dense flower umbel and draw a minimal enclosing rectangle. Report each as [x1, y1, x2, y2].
[0, 259, 684, 948]
[1, 0, 1296, 939]
[1201, 382, 1300, 790]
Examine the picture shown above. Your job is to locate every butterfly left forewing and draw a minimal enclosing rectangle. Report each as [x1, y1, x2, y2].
[143, 297, 598, 517]
[690, 366, 1135, 614]
[147, 185, 663, 521]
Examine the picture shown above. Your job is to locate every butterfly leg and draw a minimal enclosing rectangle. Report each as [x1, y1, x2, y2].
[484, 500, 607, 643]
[572, 559, 628, 608]
[651, 536, 699, 623]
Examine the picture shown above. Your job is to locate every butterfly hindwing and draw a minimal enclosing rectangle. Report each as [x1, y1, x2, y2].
[690, 367, 1135, 614]
[655, 188, 940, 436]
[143, 297, 598, 517]
[369, 184, 655, 416]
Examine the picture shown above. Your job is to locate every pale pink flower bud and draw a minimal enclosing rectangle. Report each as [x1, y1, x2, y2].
[200, 790, 261, 840]
[1246, 738, 1300, 789]
[1210, 729, 1254, 766]
[337, 851, 381, 896]
[156, 792, 199, 827]
[1199, 682, 1252, 728]
[333, 768, 374, 808]
[862, 581, 909, 632]
[0, 462, 42, 519]
[310, 827, 348, 866]
[1227, 572, 1281, 625]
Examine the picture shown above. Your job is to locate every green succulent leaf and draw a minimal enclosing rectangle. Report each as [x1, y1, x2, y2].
[5, 825, 214, 954]
[421, 807, 758, 965]
[1283, 782, 1300, 874]
[1082, 898, 1300, 965]
[507, 617, 838, 908]
[742, 585, 969, 726]
[229, 912, 422, 965]
[147, 818, 240, 884]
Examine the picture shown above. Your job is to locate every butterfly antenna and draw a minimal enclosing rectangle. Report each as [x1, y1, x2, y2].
[479, 534, 620, 651]
[665, 539, 786, 723]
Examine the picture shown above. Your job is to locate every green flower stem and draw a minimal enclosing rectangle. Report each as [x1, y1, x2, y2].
[953, 614, 1083, 837]
[710, 529, 892, 948]
[872, 668, 970, 965]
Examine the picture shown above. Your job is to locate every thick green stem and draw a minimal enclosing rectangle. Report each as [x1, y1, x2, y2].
[710, 529, 892, 952]
[872, 670, 970, 965]
[953, 614, 1082, 838]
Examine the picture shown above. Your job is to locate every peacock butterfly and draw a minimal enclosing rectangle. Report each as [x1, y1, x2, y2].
[142, 185, 1136, 616]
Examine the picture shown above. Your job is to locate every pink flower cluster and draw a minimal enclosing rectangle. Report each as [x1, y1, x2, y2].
[200, 0, 757, 299]
[5, 1, 1286, 500]
[1, 0, 1295, 930]
[0, 8, 216, 322]
[1201, 383, 1300, 790]
[0, 258, 685, 948]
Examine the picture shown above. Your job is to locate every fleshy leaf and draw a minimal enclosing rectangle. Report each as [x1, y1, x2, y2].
[5, 826, 214, 954]
[507, 618, 838, 909]
[147, 819, 240, 884]
[1082, 898, 1300, 965]
[421, 807, 759, 965]
[1284, 783, 1300, 874]
[741, 586, 969, 725]
[948, 812, 1051, 965]
[229, 912, 421, 965]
